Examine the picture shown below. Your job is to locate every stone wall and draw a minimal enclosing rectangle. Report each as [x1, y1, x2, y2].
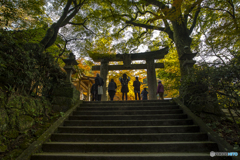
[51, 84, 80, 112]
[0, 91, 52, 153]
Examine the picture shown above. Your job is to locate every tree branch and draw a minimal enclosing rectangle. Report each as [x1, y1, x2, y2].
[126, 20, 174, 41]
[227, 0, 235, 18]
[68, 18, 96, 34]
[82, 24, 96, 35]
[56, 0, 73, 26]
[203, 6, 235, 19]
[146, 12, 165, 23]
[73, 0, 77, 6]
[129, 31, 148, 53]
[139, 31, 148, 39]
[163, 19, 174, 40]
[184, 0, 203, 16]
[215, 90, 238, 100]
[68, 19, 86, 25]
[60, 4, 82, 27]
[126, 21, 166, 31]
[68, 1, 85, 13]
[189, 6, 201, 35]
[40, 0, 76, 49]
[118, 24, 131, 34]
[134, 3, 159, 17]
[56, 34, 84, 61]
[56, 34, 68, 61]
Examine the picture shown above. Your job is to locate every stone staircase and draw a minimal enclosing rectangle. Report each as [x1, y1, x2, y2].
[31, 100, 224, 160]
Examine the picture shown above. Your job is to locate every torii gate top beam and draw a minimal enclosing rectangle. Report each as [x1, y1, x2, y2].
[93, 47, 169, 62]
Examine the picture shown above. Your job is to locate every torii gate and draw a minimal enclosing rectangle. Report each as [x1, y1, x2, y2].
[92, 47, 169, 101]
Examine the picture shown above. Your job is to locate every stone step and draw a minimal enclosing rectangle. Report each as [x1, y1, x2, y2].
[41, 141, 218, 152]
[77, 105, 179, 111]
[82, 100, 172, 104]
[68, 114, 188, 120]
[57, 125, 200, 133]
[81, 102, 175, 107]
[72, 109, 183, 115]
[69, 114, 188, 121]
[30, 100, 222, 160]
[31, 152, 224, 160]
[63, 119, 194, 126]
[84, 100, 171, 103]
[51, 132, 208, 142]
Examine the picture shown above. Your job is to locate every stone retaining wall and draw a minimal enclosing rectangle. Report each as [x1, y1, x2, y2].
[0, 92, 52, 153]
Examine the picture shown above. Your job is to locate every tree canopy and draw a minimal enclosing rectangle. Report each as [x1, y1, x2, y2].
[2, 0, 238, 62]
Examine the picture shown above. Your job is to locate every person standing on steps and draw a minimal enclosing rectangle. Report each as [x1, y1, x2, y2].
[119, 73, 130, 101]
[95, 73, 104, 101]
[108, 79, 117, 101]
[90, 83, 96, 101]
[141, 88, 148, 100]
[156, 80, 164, 100]
[133, 77, 141, 100]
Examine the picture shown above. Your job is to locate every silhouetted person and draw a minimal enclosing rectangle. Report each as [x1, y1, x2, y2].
[141, 88, 148, 100]
[119, 73, 130, 101]
[156, 80, 164, 100]
[95, 73, 104, 101]
[108, 79, 117, 101]
[133, 77, 141, 100]
[90, 83, 96, 101]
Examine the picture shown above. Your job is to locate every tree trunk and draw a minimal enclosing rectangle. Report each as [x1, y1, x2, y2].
[171, 20, 192, 77]
[40, 23, 60, 49]
[170, 20, 224, 117]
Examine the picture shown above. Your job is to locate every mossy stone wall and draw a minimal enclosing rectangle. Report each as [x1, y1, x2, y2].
[0, 93, 51, 153]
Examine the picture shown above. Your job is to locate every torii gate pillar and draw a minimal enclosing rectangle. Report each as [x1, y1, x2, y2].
[100, 59, 109, 101]
[146, 58, 157, 100]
